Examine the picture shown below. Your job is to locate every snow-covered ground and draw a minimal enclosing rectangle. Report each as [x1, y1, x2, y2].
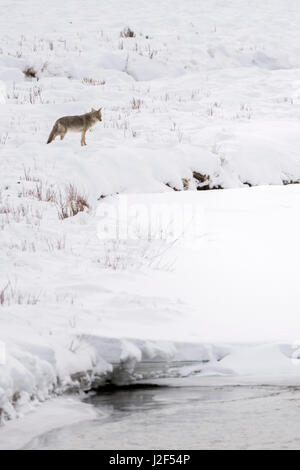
[0, 396, 99, 450]
[1, 0, 300, 435]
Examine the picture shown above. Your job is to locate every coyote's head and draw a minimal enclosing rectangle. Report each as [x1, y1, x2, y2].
[91, 107, 102, 121]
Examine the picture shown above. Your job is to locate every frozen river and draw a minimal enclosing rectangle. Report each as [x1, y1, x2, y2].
[23, 376, 300, 450]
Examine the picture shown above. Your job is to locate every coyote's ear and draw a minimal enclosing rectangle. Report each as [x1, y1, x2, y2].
[91, 107, 96, 112]
[98, 107, 102, 112]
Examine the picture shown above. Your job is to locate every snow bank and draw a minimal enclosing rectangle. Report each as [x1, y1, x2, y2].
[0, 331, 226, 421]
[221, 344, 300, 379]
[195, 121, 300, 188]
[0, 397, 98, 450]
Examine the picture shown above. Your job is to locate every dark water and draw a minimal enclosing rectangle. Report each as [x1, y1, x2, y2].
[23, 380, 300, 450]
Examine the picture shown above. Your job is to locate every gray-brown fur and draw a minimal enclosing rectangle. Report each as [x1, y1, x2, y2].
[47, 108, 102, 146]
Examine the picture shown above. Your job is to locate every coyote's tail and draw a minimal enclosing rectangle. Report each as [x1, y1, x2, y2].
[47, 124, 57, 144]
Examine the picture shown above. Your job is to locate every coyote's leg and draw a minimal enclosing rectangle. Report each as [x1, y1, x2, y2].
[60, 131, 66, 140]
[81, 128, 87, 146]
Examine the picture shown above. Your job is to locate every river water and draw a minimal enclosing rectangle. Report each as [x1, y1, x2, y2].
[23, 376, 300, 450]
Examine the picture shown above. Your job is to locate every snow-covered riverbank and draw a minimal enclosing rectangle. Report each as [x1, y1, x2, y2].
[2, 359, 300, 450]
[2, 185, 300, 423]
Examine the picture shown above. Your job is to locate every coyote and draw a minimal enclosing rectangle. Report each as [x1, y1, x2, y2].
[47, 108, 102, 146]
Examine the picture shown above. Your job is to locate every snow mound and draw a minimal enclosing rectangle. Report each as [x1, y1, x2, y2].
[221, 344, 300, 381]
[0, 332, 226, 421]
[197, 121, 300, 187]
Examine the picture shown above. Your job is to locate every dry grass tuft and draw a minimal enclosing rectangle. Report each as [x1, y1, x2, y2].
[17, 177, 89, 220]
[19, 182, 57, 203]
[0, 133, 8, 145]
[57, 184, 90, 219]
[120, 27, 135, 38]
[0, 203, 29, 219]
[23, 66, 37, 79]
[22, 167, 41, 183]
[27, 86, 43, 104]
[131, 97, 143, 110]
[82, 77, 106, 86]
[0, 282, 40, 306]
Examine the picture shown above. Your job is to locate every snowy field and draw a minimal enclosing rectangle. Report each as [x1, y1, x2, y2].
[1, 0, 300, 437]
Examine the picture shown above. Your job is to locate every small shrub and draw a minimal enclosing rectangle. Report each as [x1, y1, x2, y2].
[10, 85, 44, 104]
[7, 83, 19, 101]
[146, 44, 157, 59]
[19, 182, 56, 202]
[131, 97, 143, 110]
[17, 178, 89, 220]
[120, 27, 135, 38]
[0, 133, 8, 145]
[82, 77, 105, 86]
[0, 202, 42, 225]
[8, 241, 37, 252]
[22, 167, 41, 183]
[0, 283, 9, 305]
[0, 203, 28, 219]
[0, 282, 40, 306]
[96, 237, 176, 272]
[45, 187, 57, 203]
[23, 66, 37, 79]
[57, 184, 90, 219]
[45, 236, 66, 251]
[28, 86, 43, 104]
